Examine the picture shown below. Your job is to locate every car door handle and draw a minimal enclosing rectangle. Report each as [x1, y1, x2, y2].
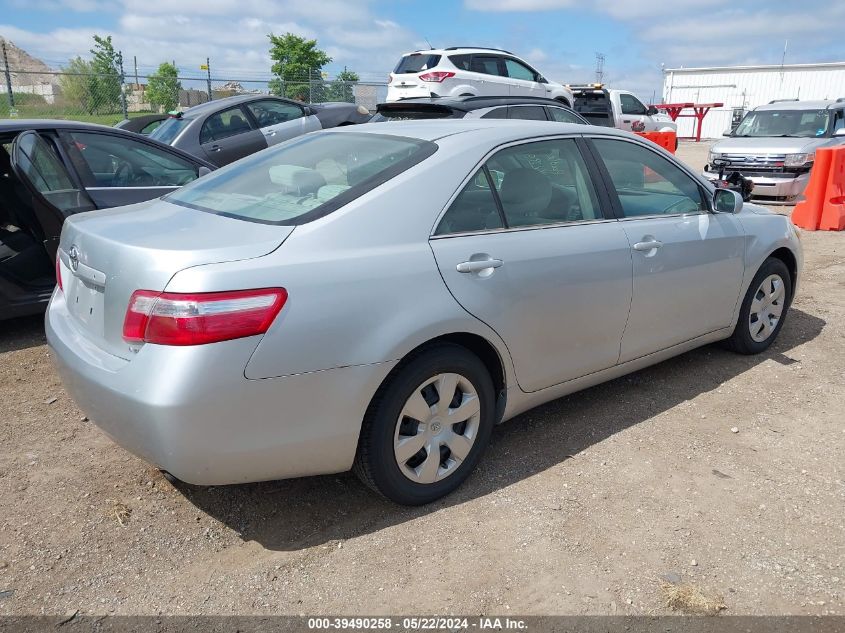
[264, 130, 276, 137]
[633, 239, 663, 251]
[208, 144, 222, 152]
[456, 258, 503, 273]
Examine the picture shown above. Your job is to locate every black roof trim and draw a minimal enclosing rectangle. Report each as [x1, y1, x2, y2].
[443, 46, 514, 55]
[378, 95, 575, 112]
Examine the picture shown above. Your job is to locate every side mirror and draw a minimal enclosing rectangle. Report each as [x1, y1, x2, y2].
[647, 106, 658, 116]
[536, 75, 548, 84]
[714, 188, 743, 214]
[198, 166, 212, 177]
[834, 127, 845, 137]
[722, 128, 733, 136]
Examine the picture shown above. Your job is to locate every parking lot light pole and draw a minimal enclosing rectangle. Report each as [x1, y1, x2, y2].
[206, 58, 212, 101]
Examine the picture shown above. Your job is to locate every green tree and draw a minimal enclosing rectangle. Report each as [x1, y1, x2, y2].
[324, 67, 359, 103]
[267, 33, 331, 101]
[146, 62, 181, 112]
[89, 34, 122, 113]
[60, 56, 98, 115]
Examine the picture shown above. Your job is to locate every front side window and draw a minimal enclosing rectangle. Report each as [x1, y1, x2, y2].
[436, 138, 600, 235]
[591, 138, 707, 217]
[508, 106, 547, 121]
[65, 131, 199, 188]
[504, 59, 536, 81]
[619, 93, 647, 115]
[168, 132, 436, 225]
[247, 99, 304, 127]
[548, 107, 585, 124]
[200, 107, 252, 144]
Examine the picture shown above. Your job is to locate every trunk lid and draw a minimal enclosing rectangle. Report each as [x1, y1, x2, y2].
[57, 198, 293, 359]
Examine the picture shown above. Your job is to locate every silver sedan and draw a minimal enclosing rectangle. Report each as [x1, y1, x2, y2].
[46, 120, 802, 505]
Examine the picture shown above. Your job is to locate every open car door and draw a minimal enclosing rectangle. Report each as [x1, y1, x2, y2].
[11, 131, 96, 259]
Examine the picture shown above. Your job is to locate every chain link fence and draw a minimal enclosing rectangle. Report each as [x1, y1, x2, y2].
[1, 66, 388, 125]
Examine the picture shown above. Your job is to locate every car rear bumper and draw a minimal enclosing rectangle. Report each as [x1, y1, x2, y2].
[386, 85, 435, 101]
[46, 290, 396, 485]
[704, 168, 810, 201]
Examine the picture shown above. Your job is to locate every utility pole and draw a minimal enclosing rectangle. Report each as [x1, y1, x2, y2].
[133, 55, 139, 89]
[206, 57, 212, 101]
[594, 52, 606, 84]
[1, 40, 14, 111]
[118, 50, 128, 120]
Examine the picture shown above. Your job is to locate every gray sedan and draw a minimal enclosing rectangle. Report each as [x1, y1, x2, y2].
[46, 121, 802, 505]
[149, 94, 371, 167]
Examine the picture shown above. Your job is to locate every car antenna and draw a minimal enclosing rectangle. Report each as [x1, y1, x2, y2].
[424, 37, 435, 50]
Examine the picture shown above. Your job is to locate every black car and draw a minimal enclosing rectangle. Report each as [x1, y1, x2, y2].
[371, 96, 591, 124]
[149, 95, 372, 167]
[113, 113, 169, 136]
[0, 119, 215, 320]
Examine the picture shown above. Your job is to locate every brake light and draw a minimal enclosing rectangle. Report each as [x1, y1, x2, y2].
[122, 288, 287, 346]
[419, 71, 455, 83]
[55, 256, 63, 292]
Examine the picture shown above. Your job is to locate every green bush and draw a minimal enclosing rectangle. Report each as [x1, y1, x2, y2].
[0, 92, 48, 117]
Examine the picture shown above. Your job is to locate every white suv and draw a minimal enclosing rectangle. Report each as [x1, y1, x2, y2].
[386, 47, 574, 106]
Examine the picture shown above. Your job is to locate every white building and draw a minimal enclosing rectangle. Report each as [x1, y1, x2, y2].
[662, 62, 845, 139]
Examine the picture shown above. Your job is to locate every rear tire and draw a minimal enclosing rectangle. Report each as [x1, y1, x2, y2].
[724, 257, 792, 355]
[353, 344, 495, 505]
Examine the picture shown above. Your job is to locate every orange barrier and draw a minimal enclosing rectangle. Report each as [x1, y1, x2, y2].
[792, 147, 845, 231]
[819, 147, 845, 231]
[635, 131, 677, 155]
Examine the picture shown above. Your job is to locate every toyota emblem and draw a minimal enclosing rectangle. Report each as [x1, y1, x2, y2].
[68, 245, 79, 272]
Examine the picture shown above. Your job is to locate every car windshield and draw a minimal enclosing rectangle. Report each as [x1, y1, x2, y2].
[149, 117, 192, 144]
[166, 132, 437, 225]
[733, 109, 830, 138]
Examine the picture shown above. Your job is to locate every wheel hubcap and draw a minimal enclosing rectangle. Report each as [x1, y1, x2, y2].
[394, 372, 481, 484]
[749, 274, 785, 343]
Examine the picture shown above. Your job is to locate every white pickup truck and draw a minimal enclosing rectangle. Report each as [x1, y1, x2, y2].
[570, 84, 677, 136]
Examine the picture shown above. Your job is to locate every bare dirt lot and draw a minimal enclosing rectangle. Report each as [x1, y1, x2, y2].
[1, 141, 843, 616]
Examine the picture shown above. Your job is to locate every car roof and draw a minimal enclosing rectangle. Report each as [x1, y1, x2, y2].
[330, 118, 629, 143]
[404, 47, 515, 57]
[756, 99, 844, 111]
[378, 96, 575, 112]
[179, 94, 305, 117]
[0, 119, 130, 133]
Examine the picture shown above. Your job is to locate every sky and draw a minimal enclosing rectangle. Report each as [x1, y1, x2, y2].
[1, 0, 843, 99]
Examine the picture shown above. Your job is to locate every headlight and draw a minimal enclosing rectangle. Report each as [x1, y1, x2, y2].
[708, 150, 718, 164]
[784, 153, 813, 167]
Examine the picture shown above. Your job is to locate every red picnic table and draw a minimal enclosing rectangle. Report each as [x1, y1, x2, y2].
[650, 102, 724, 142]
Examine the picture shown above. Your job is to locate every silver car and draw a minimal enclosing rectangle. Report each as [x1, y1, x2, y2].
[46, 120, 802, 505]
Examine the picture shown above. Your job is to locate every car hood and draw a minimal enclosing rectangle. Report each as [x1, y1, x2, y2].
[712, 136, 822, 154]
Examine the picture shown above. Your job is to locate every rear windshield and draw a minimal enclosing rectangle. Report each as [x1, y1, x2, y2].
[394, 54, 442, 74]
[166, 132, 437, 225]
[572, 91, 611, 115]
[149, 117, 192, 144]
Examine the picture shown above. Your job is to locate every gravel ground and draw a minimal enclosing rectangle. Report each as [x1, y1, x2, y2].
[0, 141, 843, 616]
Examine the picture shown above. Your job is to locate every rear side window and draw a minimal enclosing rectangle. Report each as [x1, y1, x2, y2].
[480, 107, 509, 120]
[470, 56, 502, 76]
[449, 54, 472, 71]
[394, 54, 441, 74]
[167, 132, 437, 225]
[200, 107, 252, 144]
[436, 138, 600, 235]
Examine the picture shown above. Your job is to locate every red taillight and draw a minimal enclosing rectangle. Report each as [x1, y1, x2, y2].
[56, 256, 63, 292]
[419, 71, 455, 83]
[122, 288, 287, 346]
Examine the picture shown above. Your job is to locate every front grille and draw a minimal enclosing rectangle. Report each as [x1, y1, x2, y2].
[713, 153, 787, 170]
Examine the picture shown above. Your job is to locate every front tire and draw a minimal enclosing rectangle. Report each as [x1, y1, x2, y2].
[353, 344, 495, 505]
[725, 257, 792, 354]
